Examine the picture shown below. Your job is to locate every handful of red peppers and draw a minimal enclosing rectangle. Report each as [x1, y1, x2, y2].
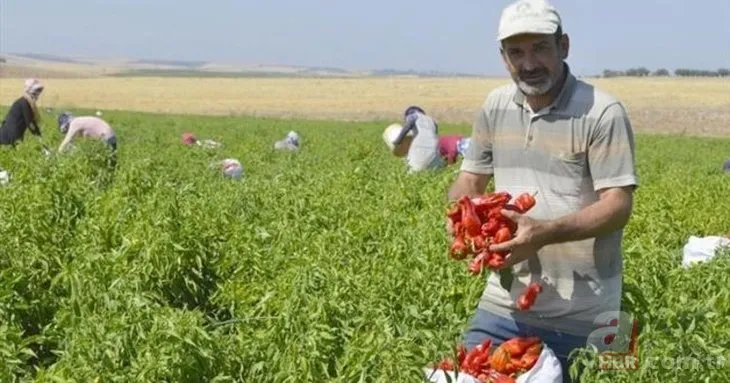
[432, 336, 543, 382]
[446, 191, 543, 311]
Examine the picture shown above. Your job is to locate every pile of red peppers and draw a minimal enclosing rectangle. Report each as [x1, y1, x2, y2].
[446, 191, 543, 311]
[432, 336, 544, 382]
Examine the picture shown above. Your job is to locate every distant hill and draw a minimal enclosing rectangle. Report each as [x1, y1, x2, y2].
[0, 52, 486, 78]
[133, 59, 208, 68]
[14, 53, 86, 64]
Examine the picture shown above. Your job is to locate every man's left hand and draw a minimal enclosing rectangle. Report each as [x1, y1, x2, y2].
[489, 209, 552, 268]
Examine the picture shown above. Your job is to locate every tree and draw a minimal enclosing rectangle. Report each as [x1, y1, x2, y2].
[653, 68, 670, 76]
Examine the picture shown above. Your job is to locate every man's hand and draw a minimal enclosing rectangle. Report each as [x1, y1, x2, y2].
[489, 209, 552, 268]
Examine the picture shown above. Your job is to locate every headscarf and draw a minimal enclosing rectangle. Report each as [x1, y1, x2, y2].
[286, 131, 300, 146]
[404, 105, 425, 118]
[181, 132, 197, 145]
[22, 78, 44, 125]
[57, 112, 74, 134]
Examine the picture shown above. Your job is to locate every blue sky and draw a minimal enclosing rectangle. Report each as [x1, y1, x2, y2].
[1, 0, 728, 76]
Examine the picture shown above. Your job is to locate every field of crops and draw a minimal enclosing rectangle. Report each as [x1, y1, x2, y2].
[0, 106, 729, 382]
[1, 76, 729, 136]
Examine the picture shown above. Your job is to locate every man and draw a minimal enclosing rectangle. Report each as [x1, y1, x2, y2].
[446, 1, 638, 381]
[57, 112, 118, 168]
[724, 159, 730, 173]
[393, 106, 444, 172]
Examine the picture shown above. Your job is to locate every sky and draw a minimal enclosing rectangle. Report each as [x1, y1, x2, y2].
[1, 0, 729, 76]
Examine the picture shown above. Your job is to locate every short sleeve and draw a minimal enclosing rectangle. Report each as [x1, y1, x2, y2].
[459, 104, 494, 175]
[588, 102, 639, 191]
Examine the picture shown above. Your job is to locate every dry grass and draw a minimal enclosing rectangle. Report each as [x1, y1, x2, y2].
[1, 76, 728, 136]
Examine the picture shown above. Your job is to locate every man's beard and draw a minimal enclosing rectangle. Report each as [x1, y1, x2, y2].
[513, 68, 554, 96]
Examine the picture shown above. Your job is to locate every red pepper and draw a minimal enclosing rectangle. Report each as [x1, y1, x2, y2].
[458, 196, 482, 237]
[487, 206, 504, 220]
[516, 283, 543, 311]
[489, 346, 511, 374]
[449, 235, 469, 260]
[524, 342, 542, 356]
[501, 336, 541, 358]
[481, 219, 500, 237]
[435, 358, 454, 370]
[487, 252, 505, 269]
[513, 191, 538, 213]
[484, 371, 516, 383]
[472, 192, 511, 216]
[517, 343, 543, 371]
[468, 251, 489, 275]
[493, 227, 512, 244]
[517, 353, 539, 371]
[456, 345, 467, 366]
[470, 235, 487, 252]
[468, 339, 492, 371]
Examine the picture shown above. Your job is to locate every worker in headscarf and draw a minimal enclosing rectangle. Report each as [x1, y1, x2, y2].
[392, 106, 444, 172]
[181, 132, 198, 146]
[0, 78, 46, 147]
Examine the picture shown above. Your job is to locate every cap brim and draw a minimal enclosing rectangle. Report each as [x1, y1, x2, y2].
[498, 22, 559, 41]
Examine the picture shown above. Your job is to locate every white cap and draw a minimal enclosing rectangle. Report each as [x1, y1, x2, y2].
[497, 0, 562, 41]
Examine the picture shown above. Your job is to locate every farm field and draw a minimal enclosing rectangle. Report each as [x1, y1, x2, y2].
[0, 104, 729, 382]
[1, 76, 729, 136]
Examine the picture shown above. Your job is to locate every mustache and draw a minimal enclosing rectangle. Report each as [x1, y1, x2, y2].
[519, 68, 549, 78]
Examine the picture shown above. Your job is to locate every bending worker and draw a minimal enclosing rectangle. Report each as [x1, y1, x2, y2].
[392, 106, 444, 172]
[57, 112, 118, 154]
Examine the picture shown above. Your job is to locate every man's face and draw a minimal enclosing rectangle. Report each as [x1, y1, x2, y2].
[500, 33, 569, 96]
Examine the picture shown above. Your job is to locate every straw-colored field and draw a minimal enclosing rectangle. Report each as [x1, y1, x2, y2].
[1, 76, 729, 136]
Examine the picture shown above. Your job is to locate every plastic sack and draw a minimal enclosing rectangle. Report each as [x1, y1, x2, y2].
[0, 170, 10, 186]
[198, 139, 222, 149]
[274, 139, 299, 151]
[424, 344, 562, 383]
[682, 235, 730, 268]
[382, 123, 412, 157]
[220, 158, 243, 180]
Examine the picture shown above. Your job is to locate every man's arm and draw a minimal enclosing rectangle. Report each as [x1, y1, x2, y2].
[20, 101, 41, 136]
[58, 124, 79, 152]
[548, 101, 638, 241]
[447, 171, 491, 201]
[542, 186, 633, 244]
[392, 115, 416, 146]
[447, 105, 494, 202]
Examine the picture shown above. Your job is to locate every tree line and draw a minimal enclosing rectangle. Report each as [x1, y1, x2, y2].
[602, 67, 730, 78]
